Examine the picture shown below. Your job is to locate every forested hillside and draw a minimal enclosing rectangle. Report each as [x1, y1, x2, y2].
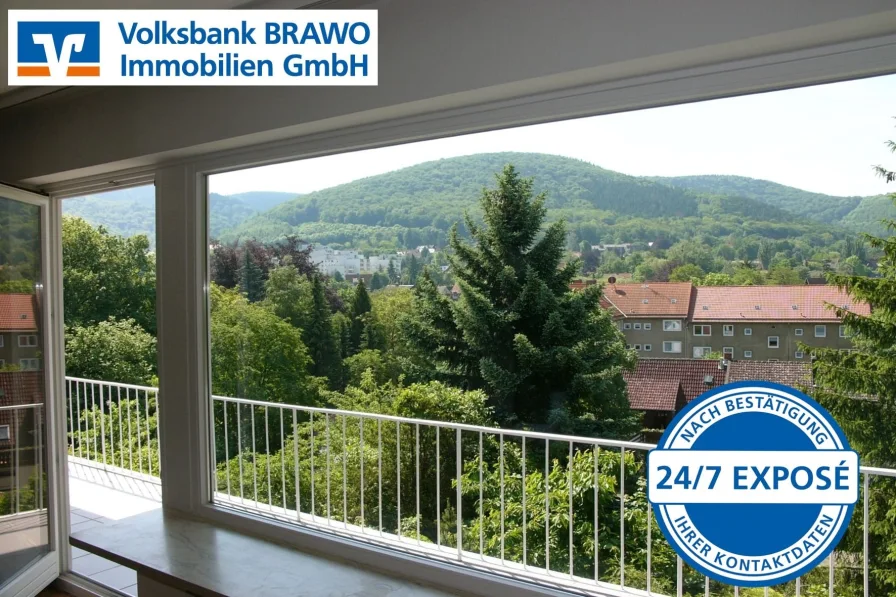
[219, 153, 851, 254]
[62, 188, 298, 243]
[652, 173, 894, 234]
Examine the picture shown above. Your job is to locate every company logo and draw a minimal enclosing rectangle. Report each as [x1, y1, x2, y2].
[17, 21, 101, 77]
[648, 381, 858, 587]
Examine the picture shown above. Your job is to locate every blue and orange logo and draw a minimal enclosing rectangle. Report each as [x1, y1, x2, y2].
[17, 22, 100, 77]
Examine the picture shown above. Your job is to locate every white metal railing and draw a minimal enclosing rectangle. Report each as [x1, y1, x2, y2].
[0, 402, 46, 516]
[208, 393, 896, 597]
[58, 377, 896, 597]
[64, 376, 160, 484]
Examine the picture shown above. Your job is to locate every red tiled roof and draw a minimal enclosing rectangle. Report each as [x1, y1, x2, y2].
[726, 360, 813, 388]
[625, 378, 684, 411]
[0, 371, 44, 407]
[691, 286, 869, 322]
[601, 283, 694, 318]
[623, 358, 725, 412]
[0, 293, 38, 332]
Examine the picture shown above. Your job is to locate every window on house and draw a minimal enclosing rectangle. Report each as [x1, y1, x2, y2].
[839, 325, 848, 338]
[644, 344, 652, 352]
[723, 325, 734, 336]
[815, 325, 826, 338]
[744, 328, 752, 336]
[663, 341, 682, 353]
[0, 359, 4, 368]
[744, 350, 753, 358]
[633, 323, 641, 330]
[623, 323, 632, 330]
[0, 425, 9, 441]
[723, 347, 734, 359]
[0, 335, 4, 348]
[19, 358, 40, 370]
[795, 328, 803, 336]
[18, 335, 37, 348]
[692, 346, 713, 358]
[693, 325, 711, 336]
[768, 336, 780, 348]
[644, 323, 652, 330]
[634, 344, 642, 351]
[795, 351, 805, 359]
[663, 320, 681, 332]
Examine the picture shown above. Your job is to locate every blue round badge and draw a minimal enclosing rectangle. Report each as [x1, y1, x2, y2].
[647, 381, 859, 587]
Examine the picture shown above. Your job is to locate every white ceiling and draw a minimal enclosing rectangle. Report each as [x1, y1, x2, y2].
[0, 0, 329, 106]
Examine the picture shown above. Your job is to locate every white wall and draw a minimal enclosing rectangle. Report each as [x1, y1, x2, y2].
[2, 0, 896, 186]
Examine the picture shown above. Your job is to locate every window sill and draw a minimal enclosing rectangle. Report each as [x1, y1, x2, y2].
[69, 508, 458, 597]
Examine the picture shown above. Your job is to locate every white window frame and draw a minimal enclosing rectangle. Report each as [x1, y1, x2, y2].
[723, 347, 734, 358]
[633, 323, 641, 330]
[795, 328, 803, 336]
[815, 325, 826, 338]
[19, 358, 40, 370]
[743, 350, 753, 358]
[634, 344, 642, 350]
[795, 351, 805, 359]
[644, 323, 652, 331]
[722, 325, 734, 336]
[644, 344, 652, 352]
[663, 320, 681, 332]
[692, 346, 713, 358]
[0, 425, 9, 441]
[0, 359, 4, 368]
[623, 322, 632, 330]
[92, 57, 896, 596]
[0, 335, 4, 348]
[693, 325, 711, 336]
[18, 334, 38, 348]
[663, 341, 682, 353]
[768, 336, 780, 348]
[744, 327, 752, 336]
[839, 325, 848, 338]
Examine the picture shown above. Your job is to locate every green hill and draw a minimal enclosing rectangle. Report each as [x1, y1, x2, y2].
[220, 152, 840, 250]
[63, 189, 298, 243]
[650, 174, 895, 235]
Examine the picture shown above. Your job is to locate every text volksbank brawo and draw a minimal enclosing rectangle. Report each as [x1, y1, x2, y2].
[8, 10, 378, 86]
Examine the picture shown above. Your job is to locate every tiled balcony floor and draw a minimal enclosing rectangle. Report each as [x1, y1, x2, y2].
[69, 460, 161, 596]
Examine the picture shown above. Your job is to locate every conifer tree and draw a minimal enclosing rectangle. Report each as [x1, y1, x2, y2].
[304, 275, 343, 387]
[809, 133, 896, 594]
[387, 259, 399, 284]
[348, 280, 373, 354]
[401, 165, 635, 434]
[238, 247, 265, 302]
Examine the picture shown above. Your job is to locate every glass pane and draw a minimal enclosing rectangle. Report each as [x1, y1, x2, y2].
[0, 194, 49, 588]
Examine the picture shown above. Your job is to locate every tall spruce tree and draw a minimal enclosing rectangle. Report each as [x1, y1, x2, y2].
[348, 280, 373, 354]
[809, 133, 896, 593]
[401, 165, 635, 434]
[238, 247, 265, 302]
[304, 275, 343, 387]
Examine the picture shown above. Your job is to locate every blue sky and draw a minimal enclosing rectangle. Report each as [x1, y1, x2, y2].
[210, 74, 896, 198]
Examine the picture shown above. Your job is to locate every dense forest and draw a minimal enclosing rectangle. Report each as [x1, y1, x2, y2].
[653, 173, 894, 235]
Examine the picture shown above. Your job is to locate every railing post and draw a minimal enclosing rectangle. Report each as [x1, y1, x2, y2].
[456, 427, 462, 561]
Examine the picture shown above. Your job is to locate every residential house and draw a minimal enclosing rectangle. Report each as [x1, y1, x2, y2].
[624, 358, 814, 432]
[603, 283, 867, 362]
[0, 293, 41, 372]
[0, 371, 45, 492]
[690, 285, 867, 361]
[600, 282, 694, 357]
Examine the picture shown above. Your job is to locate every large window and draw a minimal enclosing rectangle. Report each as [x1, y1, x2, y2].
[663, 320, 681, 332]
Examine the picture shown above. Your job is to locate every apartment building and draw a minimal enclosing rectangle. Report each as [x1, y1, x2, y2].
[599, 282, 694, 357]
[0, 294, 41, 372]
[602, 283, 868, 361]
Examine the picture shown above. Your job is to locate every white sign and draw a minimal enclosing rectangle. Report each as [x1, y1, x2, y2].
[8, 10, 378, 86]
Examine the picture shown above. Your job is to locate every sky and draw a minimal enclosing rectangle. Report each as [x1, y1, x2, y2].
[209, 74, 896, 198]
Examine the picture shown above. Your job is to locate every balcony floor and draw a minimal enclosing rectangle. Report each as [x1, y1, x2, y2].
[69, 460, 161, 595]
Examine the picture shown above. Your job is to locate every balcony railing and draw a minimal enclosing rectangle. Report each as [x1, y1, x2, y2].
[0, 402, 46, 517]
[65, 377, 160, 484]
[64, 377, 896, 597]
